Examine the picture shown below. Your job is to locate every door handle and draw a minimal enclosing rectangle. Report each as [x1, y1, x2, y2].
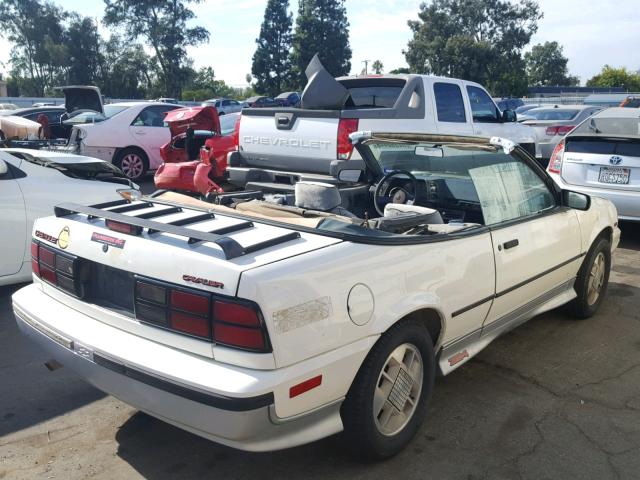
[502, 239, 519, 250]
[134, 130, 146, 135]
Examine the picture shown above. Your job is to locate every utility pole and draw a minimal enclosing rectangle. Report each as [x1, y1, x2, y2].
[362, 60, 370, 76]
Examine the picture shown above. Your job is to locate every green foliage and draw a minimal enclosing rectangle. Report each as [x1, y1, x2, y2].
[182, 67, 242, 101]
[525, 41, 579, 86]
[371, 60, 384, 74]
[103, 0, 210, 98]
[291, 0, 351, 88]
[389, 67, 410, 74]
[251, 0, 293, 97]
[404, 0, 542, 96]
[586, 65, 640, 91]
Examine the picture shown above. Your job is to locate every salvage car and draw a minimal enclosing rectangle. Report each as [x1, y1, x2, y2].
[0, 115, 42, 142]
[547, 107, 640, 221]
[13, 132, 618, 459]
[67, 101, 181, 180]
[0, 148, 138, 285]
[521, 105, 602, 163]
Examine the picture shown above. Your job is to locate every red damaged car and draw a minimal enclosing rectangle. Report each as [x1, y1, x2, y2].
[155, 107, 240, 195]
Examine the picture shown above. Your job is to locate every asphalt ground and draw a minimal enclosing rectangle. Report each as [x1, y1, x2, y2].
[1, 221, 639, 480]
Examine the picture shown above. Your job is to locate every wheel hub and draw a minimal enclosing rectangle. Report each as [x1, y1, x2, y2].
[587, 252, 606, 306]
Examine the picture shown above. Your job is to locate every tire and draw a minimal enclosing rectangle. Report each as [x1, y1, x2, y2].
[341, 320, 435, 460]
[568, 237, 611, 319]
[114, 148, 148, 181]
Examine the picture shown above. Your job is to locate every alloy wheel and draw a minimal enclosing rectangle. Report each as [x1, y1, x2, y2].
[120, 153, 144, 179]
[587, 251, 606, 306]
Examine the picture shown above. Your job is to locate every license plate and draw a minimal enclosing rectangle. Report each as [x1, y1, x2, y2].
[599, 167, 630, 184]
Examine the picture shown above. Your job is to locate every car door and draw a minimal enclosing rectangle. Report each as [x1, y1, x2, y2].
[129, 105, 178, 169]
[465, 85, 504, 138]
[473, 155, 582, 334]
[0, 156, 27, 277]
[432, 82, 474, 136]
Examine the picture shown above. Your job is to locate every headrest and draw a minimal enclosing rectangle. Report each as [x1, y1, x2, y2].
[294, 181, 342, 211]
[384, 203, 443, 224]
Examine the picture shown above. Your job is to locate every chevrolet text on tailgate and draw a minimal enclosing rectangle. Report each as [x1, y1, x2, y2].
[14, 132, 619, 459]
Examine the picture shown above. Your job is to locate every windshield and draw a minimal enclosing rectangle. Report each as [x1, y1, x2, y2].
[573, 116, 640, 136]
[528, 109, 579, 121]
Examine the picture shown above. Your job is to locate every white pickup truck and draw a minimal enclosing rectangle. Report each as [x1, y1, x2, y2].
[232, 56, 537, 188]
[13, 132, 618, 459]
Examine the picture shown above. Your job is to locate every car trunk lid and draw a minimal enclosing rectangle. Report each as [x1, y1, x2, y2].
[561, 135, 640, 191]
[57, 86, 104, 115]
[164, 106, 221, 137]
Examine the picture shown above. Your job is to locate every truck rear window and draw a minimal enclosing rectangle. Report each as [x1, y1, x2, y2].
[344, 86, 404, 109]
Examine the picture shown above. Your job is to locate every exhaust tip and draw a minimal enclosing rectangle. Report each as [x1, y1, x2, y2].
[44, 359, 63, 371]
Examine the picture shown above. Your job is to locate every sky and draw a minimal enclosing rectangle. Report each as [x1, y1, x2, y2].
[1, 0, 639, 88]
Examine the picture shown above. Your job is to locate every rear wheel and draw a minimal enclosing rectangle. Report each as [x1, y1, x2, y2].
[115, 148, 148, 180]
[341, 320, 435, 459]
[568, 237, 611, 319]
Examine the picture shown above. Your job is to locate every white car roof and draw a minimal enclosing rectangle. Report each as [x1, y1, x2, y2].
[593, 107, 640, 118]
[4, 148, 107, 164]
[107, 101, 179, 108]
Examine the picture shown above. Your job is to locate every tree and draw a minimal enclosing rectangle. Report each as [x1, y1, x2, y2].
[291, 0, 351, 88]
[404, 0, 542, 96]
[98, 35, 153, 99]
[587, 65, 640, 91]
[389, 67, 410, 74]
[103, 0, 210, 98]
[524, 41, 578, 86]
[65, 15, 103, 86]
[251, 0, 293, 96]
[0, 0, 69, 95]
[371, 60, 384, 74]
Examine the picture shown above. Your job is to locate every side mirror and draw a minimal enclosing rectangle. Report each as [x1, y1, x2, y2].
[502, 109, 517, 123]
[337, 169, 363, 183]
[563, 190, 590, 210]
[0, 159, 8, 176]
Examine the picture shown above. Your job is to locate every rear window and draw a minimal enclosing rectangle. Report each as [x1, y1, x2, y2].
[528, 109, 579, 121]
[566, 138, 640, 156]
[344, 86, 403, 108]
[573, 116, 640, 136]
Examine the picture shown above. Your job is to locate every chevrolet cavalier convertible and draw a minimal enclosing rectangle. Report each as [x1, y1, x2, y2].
[13, 132, 619, 458]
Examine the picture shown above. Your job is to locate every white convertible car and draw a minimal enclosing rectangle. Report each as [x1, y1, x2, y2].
[12, 133, 619, 458]
[66, 101, 181, 180]
[0, 148, 139, 286]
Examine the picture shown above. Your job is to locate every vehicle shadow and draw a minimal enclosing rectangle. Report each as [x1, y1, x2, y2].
[0, 283, 105, 437]
[619, 220, 640, 251]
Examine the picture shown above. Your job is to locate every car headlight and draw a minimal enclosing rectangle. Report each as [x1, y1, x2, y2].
[117, 188, 142, 202]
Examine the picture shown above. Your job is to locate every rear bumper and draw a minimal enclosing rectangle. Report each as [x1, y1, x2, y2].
[550, 173, 640, 221]
[12, 284, 344, 451]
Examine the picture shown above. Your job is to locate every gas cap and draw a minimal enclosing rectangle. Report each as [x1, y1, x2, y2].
[347, 284, 374, 326]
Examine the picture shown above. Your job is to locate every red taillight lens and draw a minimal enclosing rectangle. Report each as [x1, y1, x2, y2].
[213, 300, 267, 351]
[31, 241, 40, 278]
[170, 311, 210, 338]
[171, 290, 210, 316]
[548, 140, 565, 174]
[214, 301, 261, 327]
[545, 126, 559, 136]
[337, 118, 359, 160]
[40, 265, 57, 284]
[39, 246, 55, 268]
[556, 125, 574, 135]
[232, 116, 241, 149]
[105, 220, 142, 236]
[213, 322, 266, 350]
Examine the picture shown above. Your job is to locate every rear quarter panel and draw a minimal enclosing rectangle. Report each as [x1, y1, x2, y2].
[574, 196, 619, 252]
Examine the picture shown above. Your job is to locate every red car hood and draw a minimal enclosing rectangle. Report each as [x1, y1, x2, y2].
[164, 106, 220, 137]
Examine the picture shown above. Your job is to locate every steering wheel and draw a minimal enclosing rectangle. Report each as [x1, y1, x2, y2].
[373, 170, 419, 216]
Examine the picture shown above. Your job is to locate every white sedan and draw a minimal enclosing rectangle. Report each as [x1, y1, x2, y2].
[67, 102, 181, 180]
[0, 148, 139, 286]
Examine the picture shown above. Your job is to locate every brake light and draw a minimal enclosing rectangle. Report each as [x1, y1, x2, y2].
[213, 300, 267, 351]
[133, 280, 270, 351]
[232, 116, 241, 148]
[31, 241, 40, 278]
[337, 118, 359, 159]
[545, 125, 575, 136]
[548, 139, 565, 174]
[31, 240, 79, 294]
[105, 219, 142, 236]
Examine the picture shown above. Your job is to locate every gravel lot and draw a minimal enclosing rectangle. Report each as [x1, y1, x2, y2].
[1, 222, 639, 480]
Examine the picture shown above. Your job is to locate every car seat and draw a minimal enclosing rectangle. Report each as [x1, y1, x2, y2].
[294, 181, 357, 217]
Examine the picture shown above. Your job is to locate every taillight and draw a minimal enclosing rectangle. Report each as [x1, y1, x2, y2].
[548, 139, 565, 174]
[213, 300, 268, 351]
[546, 125, 574, 136]
[31, 240, 80, 295]
[232, 116, 241, 149]
[337, 118, 359, 159]
[133, 279, 270, 351]
[105, 219, 142, 236]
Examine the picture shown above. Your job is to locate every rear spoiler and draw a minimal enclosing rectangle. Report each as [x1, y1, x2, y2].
[53, 199, 300, 260]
